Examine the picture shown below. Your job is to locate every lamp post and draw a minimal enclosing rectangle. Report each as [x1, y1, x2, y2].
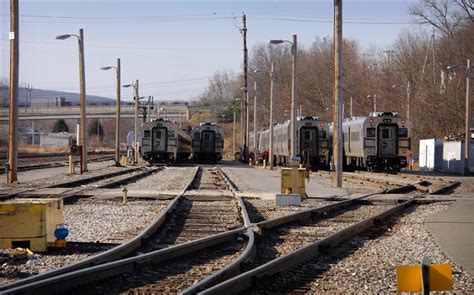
[56, 29, 88, 173]
[270, 35, 298, 162]
[254, 63, 276, 169]
[392, 81, 413, 120]
[447, 59, 473, 176]
[123, 81, 140, 164]
[101, 59, 121, 166]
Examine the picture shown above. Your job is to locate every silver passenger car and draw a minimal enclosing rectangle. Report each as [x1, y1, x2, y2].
[140, 118, 192, 164]
[191, 122, 224, 163]
[257, 116, 330, 169]
[341, 112, 410, 171]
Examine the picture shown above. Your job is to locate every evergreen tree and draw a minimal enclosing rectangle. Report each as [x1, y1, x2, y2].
[88, 119, 104, 140]
[52, 119, 69, 133]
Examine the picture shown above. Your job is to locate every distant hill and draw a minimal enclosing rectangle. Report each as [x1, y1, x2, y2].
[0, 88, 115, 106]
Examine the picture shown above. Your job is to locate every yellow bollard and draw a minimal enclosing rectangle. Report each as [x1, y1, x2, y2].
[263, 159, 266, 169]
[68, 155, 74, 174]
[122, 186, 128, 204]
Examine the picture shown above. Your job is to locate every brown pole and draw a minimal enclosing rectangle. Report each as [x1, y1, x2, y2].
[242, 13, 249, 161]
[269, 62, 275, 170]
[134, 80, 139, 164]
[115, 58, 121, 166]
[7, 0, 19, 183]
[78, 28, 88, 173]
[290, 34, 298, 160]
[333, 0, 343, 187]
[253, 79, 257, 163]
[464, 59, 472, 176]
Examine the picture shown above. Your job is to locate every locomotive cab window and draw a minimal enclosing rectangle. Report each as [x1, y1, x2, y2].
[304, 130, 312, 140]
[319, 130, 326, 138]
[398, 128, 408, 138]
[204, 134, 211, 141]
[366, 128, 376, 138]
[156, 131, 161, 138]
[144, 130, 150, 138]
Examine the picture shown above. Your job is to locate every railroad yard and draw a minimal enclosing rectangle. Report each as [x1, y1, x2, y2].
[0, 155, 473, 294]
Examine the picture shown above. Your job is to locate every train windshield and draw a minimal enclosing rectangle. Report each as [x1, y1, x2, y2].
[398, 127, 408, 138]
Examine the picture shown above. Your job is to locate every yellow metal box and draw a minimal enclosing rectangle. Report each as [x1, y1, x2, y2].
[0, 198, 64, 252]
[281, 167, 306, 196]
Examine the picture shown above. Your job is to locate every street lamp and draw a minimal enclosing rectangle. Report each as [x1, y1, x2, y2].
[56, 29, 88, 173]
[270, 35, 298, 163]
[253, 63, 276, 169]
[123, 80, 140, 164]
[101, 59, 121, 166]
[392, 81, 413, 120]
[447, 59, 473, 176]
[367, 94, 377, 113]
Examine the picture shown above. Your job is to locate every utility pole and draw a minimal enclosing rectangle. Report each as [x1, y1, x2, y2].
[333, 0, 343, 188]
[407, 81, 412, 120]
[290, 34, 298, 160]
[233, 111, 236, 156]
[7, 0, 19, 183]
[78, 28, 88, 173]
[373, 95, 377, 112]
[464, 59, 472, 176]
[242, 13, 249, 162]
[269, 62, 275, 170]
[133, 80, 140, 164]
[350, 96, 353, 118]
[253, 79, 257, 163]
[115, 59, 121, 166]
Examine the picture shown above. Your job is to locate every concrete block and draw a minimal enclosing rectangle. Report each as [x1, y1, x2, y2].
[275, 194, 302, 206]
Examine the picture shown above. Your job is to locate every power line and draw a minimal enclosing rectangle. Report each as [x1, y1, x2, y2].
[0, 39, 240, 51]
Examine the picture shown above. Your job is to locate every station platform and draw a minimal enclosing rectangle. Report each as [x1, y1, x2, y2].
[425, 196, 474, 277]
[219, 160, 348, 200]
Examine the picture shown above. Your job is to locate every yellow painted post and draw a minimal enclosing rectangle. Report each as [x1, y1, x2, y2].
[122, 186, 128, 204]
[263, 159, 266, 169]
[68, 155, 73, 174]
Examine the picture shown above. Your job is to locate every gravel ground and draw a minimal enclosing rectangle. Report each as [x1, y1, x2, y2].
[254, 203, 473, 294]
[127, 167, 196, 192]
[0, 161, 118, 188]
[244, 198, 335, 223]
[0, 198, 169, 286]
[65, 198, 170, 243]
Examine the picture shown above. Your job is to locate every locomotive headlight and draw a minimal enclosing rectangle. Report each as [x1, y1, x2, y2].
[402, 149, 407, 154]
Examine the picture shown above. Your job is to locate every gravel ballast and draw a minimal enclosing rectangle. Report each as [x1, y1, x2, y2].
[254, 203, 473, 293]
[127, 167, 196, 192]
[0, 198, 169, 286]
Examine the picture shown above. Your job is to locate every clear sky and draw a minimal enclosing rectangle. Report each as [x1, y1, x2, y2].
[1, 0, 420, 102]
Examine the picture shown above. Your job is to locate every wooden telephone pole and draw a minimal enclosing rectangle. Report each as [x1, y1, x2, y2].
[7, 0, 19, 183]
[333, 0, 343, 188]
[242, 13, 249, 162]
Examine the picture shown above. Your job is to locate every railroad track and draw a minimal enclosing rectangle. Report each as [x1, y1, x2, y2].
[0, 155, 114, 175]
[0, 166, 161, 201]
[0, 166, 255, 295]
[201, 182, 457, 294]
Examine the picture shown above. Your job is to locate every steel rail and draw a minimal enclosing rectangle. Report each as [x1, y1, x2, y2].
[0, 166, 199, 292]
[200, 185, 453, 295]
[180, 167, 256, 294]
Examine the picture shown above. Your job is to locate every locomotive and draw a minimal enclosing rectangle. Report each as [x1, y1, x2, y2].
[252, 116, 330, 170]
[140, 118, 192, 164]
[339, 112, 411, 171]
[191, 122, 224, 163]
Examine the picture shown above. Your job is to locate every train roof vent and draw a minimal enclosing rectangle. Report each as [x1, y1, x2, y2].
[199, 122, 215, 126]
[152, 118, 170, 122]
[297, 116, 319, 121]
[369, 112, 399, 117]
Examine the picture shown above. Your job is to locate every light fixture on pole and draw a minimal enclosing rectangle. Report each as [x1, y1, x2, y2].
[123, 81, 140, 164]
[270, 35, 298, 163]
[392, 81, 413, 120]
[56, 29, 88, 173]
[101, 59, 121, 166]
[447, 60, 473, 176]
